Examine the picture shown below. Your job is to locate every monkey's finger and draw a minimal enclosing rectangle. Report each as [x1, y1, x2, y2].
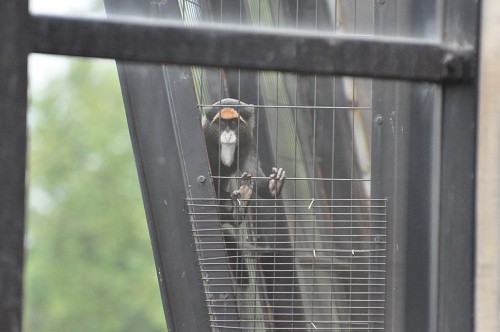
[243, 172, 253, 180]
[271, 167, 284, 180]
[231, 190, 241, 200]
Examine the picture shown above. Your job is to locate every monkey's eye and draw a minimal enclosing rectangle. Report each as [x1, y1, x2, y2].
[229, 119, 238, 130]
[214, 120, 226, 130]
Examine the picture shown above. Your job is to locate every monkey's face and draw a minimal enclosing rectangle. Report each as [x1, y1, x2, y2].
[217, 117, 239, 145]
[202, 99, 255, 168]
[204, 108, 249, 167]
[202, 99, 255, 146]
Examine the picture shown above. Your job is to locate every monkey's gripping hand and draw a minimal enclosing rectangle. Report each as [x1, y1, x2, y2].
[231, 172, 254, 203]
[231, 172, 254, 221]
[269, 167, 286, 198]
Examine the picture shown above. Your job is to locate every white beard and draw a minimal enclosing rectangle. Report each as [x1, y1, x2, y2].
[220, 144, 236, 167]
[219, 130, 237, 167]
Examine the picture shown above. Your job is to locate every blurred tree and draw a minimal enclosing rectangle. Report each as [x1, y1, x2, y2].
[25, 58, 165, 331]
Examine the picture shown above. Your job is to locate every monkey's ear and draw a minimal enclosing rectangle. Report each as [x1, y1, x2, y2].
[201, 107, 218, 129]
[203, 106, 219, 122]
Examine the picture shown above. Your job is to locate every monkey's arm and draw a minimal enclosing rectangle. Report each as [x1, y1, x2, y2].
[221, 172, 255, 286]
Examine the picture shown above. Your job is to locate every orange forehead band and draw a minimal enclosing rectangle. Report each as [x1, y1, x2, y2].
[211, 107, 247, 125]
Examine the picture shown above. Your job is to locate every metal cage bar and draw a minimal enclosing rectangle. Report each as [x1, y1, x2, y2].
[0, 1, 29, 331]
[438, 1, 480, 331]
[29, 15, 475, 82]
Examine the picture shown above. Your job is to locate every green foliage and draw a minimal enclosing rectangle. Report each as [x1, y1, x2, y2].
[25, 58, 165, 331]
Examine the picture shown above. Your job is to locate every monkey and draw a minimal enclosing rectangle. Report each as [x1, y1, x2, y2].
[201, 99, 307, 328]
[201, 98, 284, 287]
[201, 98, 285, 200]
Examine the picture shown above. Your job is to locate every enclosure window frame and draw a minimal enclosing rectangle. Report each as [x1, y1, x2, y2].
[0, 0, 480, 331]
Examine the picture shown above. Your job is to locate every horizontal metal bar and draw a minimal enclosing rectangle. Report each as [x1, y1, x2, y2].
[194, 219, 387, 223]
[194, 233, 384, 238]
[206, 298, 385, 303]
[199, 256, 387, 261]
[193, 229, 386, 234]
[212, 176, 371, 181]
[208, 305, 385, 310]
[195, 248, 386, 253]
[215, 327, 383, 330]
[204, 276, 386, 281]
[205, 291, 385, 296]
[213, 328, 383, 331]
[193, 227, 387, 231]
[207, 311, 385, 317]
[188, 204, 387, 209]
[209, 313, 383, 325]
[203, 282, 386, 287]
[30, 15, 475, 82]
[187, 198, 387, 201]
[197, 104, 373, 110]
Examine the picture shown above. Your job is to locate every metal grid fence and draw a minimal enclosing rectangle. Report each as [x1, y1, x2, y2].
[188, 197, 386, 330]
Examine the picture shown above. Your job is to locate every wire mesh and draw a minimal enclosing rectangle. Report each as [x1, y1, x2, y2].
[188, 197, 386, 330]
[175, 0, 385, 330]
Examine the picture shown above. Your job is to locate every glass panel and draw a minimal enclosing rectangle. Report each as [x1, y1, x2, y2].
[31, 0, 375, 36]
[29, 0, 439, 41]
[30, 0, 105, 18]
[179, 0, 375, 36]
[25, 55, 165, 331]
[373, 0, 441, 40]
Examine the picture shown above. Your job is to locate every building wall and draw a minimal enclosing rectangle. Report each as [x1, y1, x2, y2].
[476, 1, 500, 331]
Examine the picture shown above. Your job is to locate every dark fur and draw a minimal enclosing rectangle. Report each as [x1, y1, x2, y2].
[202, 98, 275, 199]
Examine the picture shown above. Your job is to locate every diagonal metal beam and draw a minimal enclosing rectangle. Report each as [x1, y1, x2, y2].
[30, 15, 475, 82]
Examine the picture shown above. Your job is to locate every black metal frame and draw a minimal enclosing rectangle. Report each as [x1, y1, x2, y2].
[0, 1, 29, 331]
[31, 15, 475, 82]
[371, 2, 480, 331]
[0, 0, 480, 331]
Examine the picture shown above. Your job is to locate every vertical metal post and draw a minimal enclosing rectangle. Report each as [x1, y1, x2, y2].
[372, 2, 408, 331]
[373, 1, 447, 331]
[0, 1, 29, 331]
[438, 1, 480, 331]
[371, 79, 409, 332]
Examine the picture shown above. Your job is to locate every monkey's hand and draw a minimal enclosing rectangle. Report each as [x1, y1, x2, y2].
[269, 167, 286, 198]
[231, 172, 254, 222]
[231, 172, 254, 207]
